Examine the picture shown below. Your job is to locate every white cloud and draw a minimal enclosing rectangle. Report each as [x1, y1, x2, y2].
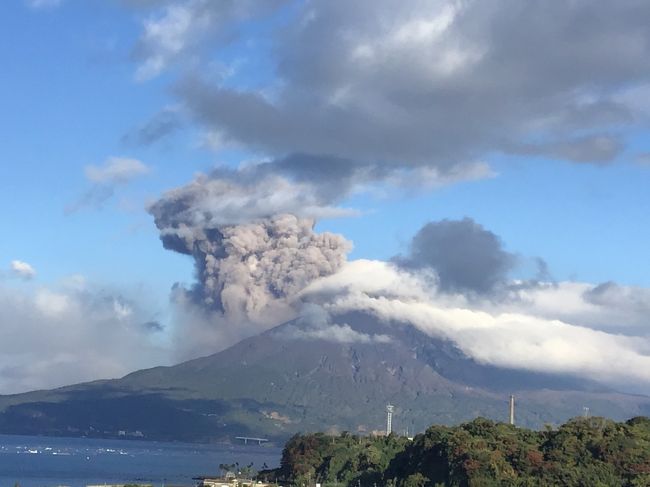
[300, 259, 437, 302]
[66, 157, 151, 214]
[0, 281, 167, 395]
[276, 304, 392, 344]
[302, 260, 650, 391]
[351, 2, 483, 79]
[135, 2, 205, 81]
[132, 0, 275, 81]
[84, 157, 150, 184]
[10, 260, 36, 280]
[283, 323, 391, 344]
[35, 289, 70, 316]
[503, 281, 650, 335]
[154, 0, 650, 180]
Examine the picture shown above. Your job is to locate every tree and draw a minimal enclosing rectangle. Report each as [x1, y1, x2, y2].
[402, 473, 428, 487]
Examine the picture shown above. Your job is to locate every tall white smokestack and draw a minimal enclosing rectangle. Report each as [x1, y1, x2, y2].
[509, 395, 515, 425]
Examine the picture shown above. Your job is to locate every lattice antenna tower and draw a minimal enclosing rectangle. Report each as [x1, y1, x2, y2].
[386, 404, 394, 435]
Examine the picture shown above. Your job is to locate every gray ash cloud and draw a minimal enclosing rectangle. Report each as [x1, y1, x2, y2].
[148, 173, 351, 322]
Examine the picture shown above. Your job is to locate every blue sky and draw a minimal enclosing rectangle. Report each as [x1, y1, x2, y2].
[319, 157, 650, 286]
[2, 0, 650, 393]
[3, 0, 649, 298]
[1, 1, 191, 291]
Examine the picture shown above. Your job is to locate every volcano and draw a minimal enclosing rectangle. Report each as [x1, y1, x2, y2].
[1, 312, 648, 442]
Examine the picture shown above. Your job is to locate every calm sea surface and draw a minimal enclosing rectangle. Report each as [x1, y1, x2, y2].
[0, 434, 282, 487]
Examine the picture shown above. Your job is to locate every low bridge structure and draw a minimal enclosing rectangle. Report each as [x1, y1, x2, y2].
[235, 436, 269, 445]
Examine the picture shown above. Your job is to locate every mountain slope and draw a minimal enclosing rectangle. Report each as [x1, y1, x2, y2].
[0, 312, 648, 442]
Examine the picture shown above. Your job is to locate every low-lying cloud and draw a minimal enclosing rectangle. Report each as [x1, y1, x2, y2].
[284, 323, 391, 345]
[275, 303, 391, 345]
[0, 278, 166, 394]
[301, 259, 650, 391]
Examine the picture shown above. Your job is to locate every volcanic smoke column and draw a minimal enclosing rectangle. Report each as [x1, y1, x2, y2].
[148, 177, 351, 325]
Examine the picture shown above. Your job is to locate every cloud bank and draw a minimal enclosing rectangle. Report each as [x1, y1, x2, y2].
[0, 278, 166, 394]
[127, 0, 650, 186]
[301, 259, 650, 391]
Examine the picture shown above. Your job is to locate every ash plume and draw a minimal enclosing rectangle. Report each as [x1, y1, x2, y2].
[149, 175, 351, 326]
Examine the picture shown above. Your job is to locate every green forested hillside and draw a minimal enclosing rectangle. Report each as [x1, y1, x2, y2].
[266, 416, 650, 487]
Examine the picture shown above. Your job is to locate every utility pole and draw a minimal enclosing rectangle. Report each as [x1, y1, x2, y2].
[509, 395, 515, 425]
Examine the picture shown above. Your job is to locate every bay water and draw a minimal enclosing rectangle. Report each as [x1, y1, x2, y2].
[0, 434, 282, 487]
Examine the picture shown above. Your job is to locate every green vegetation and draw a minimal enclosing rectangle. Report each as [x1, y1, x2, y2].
[264, 416, 650, 487]
[220, 461, 257, 479]
[270, 431, 409, 487]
